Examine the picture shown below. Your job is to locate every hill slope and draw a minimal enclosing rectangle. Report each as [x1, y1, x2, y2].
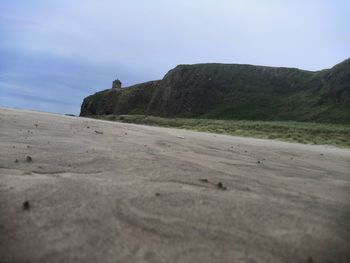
[80, 80, 159, 116]
[80, 59, 350, 123]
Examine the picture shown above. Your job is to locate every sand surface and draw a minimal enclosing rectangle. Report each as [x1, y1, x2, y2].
[0, 108, 349, 263]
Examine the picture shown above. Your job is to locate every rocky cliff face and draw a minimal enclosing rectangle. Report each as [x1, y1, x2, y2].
[321, 58, 350, 105]
[80, 59, 350, 123]
[147, 63, 314, 117]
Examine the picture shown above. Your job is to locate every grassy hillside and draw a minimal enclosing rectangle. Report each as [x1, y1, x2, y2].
[80, 58, 350, 124]
[201, 89, 350, 123]
[92, 115, 350, 148]
[80, 81, 159, 116]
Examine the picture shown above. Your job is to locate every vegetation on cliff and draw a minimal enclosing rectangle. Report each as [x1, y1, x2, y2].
[80, 58, 350, 124]
[80, 81, 159, 116]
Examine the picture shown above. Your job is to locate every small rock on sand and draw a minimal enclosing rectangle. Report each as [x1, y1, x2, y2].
[22, 201, 30, 210]
[217, 182, 227, 190]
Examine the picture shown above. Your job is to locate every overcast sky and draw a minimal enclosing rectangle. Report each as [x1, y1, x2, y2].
[1, 0, 349, 114]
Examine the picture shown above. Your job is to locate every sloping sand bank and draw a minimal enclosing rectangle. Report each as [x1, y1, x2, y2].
[0, 108, 349, 263]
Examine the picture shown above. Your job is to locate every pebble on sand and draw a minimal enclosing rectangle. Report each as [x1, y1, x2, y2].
[199, 179, 209, 183]
[217, 182, 227, 190]
[23, 201, 30, 210]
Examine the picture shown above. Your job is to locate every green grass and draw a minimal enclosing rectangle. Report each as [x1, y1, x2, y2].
[91, 115, 350, 148]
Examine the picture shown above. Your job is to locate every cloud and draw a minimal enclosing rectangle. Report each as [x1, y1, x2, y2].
[0, 50, 155, 114]
[0, 0, 349, 114]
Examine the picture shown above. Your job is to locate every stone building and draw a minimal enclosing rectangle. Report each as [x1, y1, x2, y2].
[112, 79, 122, 90]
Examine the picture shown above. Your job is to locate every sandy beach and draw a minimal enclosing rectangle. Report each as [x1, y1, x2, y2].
[0, 108, 349, 263]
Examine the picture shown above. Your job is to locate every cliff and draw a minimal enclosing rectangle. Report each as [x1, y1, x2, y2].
[80, 58, 350, 123]
[80, 80, 159, 116]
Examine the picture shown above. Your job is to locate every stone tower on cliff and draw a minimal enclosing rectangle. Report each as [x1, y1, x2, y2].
[112, 79, 122, 90]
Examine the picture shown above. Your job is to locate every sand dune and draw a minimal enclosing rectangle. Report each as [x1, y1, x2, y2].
[0, 108, 349, 263]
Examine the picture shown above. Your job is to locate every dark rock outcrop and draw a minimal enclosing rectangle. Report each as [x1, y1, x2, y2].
[80, 59, 350, 123]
